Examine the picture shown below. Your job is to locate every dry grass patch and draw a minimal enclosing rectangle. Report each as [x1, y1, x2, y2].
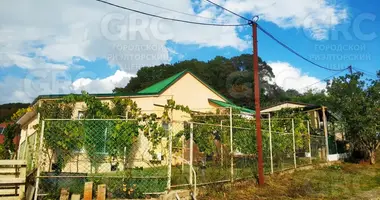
[199, 162, 380, 200]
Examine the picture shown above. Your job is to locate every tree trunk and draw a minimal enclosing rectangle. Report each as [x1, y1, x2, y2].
[369, 150, 376, 165]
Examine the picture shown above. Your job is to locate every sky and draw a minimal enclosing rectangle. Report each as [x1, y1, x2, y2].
[0, 0, 379, 104]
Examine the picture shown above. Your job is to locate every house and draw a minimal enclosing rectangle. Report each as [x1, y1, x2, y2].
[16, 70, 253, 172]
[261, 101, 346, 160]
[261, 101, 336, 130]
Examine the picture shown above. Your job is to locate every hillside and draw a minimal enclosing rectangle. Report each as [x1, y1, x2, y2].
[114, 54, 328, 109]
[0, 103, 29, 123]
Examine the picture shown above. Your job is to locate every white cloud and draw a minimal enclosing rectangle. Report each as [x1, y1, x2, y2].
[0, 0, 348, 103]
[0, 70, 135, 104]
[71, 70, 135, 93]
[0, 0, 348, 72]
[269, 61, 326, 93]
[221, 0, 348, 40]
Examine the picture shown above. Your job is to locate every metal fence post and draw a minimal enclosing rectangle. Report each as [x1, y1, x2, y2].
[220, 120, 223, 167]
[167, 121, 173, 191]
[269, 113, 273, 174]
[307, 121, 312, 164]
[189, 122, 194, 186]
[292, 119, 296, 169]
[229, 107, 234, 183]
[181, 135, 185, 172]
[34, 120, 45, 200]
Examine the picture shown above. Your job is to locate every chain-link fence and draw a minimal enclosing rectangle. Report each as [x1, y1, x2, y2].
[310, 135, 327, 163]
[18, 131, 38, 173]
[35, 119, 169, 199]
[30, 114, 336, 198]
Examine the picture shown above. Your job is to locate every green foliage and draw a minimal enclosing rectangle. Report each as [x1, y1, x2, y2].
[1, 123, 20, 159]
[0, 103, 29, 123]
[327, 71, 380, 164]
[113, 54, 338, 110]
[37, 91, 170, 172]
[328, 164, 342, 170]
[114, 54, 278, 109]
[106, 120, 139, 168]
[44, 120, 84, 173]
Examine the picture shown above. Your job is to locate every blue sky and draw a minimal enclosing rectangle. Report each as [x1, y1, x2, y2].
[0, 0, 379, 104]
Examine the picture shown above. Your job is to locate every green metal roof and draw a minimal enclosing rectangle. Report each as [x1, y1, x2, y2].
[138, 70, 187, 94]
[138, 70, 233, 103]
[32, 70, 240, 110]
[208, 99, 255, 114]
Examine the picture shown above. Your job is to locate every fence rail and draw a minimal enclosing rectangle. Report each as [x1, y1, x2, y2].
[0, 160, 26, 199]
[25, 115, 341, 199]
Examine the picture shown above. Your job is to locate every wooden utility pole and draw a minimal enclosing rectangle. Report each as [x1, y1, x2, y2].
[252, 21, 264, 185]
[348, 65, 353, 75]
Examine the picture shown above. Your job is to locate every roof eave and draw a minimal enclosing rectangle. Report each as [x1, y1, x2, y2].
[17, 110, 37, 126]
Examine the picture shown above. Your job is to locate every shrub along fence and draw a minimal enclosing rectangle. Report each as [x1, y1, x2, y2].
[29, 115, 331, 199]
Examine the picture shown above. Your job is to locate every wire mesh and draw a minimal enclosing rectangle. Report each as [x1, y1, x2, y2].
[191, 122, 231, 184]
[233, 126, 258, 180]
[19, 132, 38, 173]
[269, 119, 296, 172]
[310, 135, 327, 163]
[295, 121, 312, 167]
[170, 121, 191, 187]
[36, 119, 168, 199]
[30, 113, 339, 198]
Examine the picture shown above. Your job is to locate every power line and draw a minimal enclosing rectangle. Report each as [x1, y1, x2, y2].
[352, 67, 378, 78]
[353, 67, 378, 77]
[203, 0, 347, 73]
[299, 69, 348, 91]
[203, 0, 251, 22]
[257, 24, 347, 72]
[129, 0, 227, 22]
[95, 0, 249, 27]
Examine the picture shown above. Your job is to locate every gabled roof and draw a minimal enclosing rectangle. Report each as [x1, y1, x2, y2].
[138, 70, 187, 94]
[208, 99, 255, 114]
[261, 101, 315, 111]
[138, 70, 233, 103]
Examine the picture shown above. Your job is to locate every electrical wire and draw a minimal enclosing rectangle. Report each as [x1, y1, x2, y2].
[352, 67, 378, 78]
[202, 0, 347, 73]
[203, 0, 251, 22]
[98, 0, 351, 74]
[299, 69, 348, 91]
[95, 0, 250, 27]
[129, 0, 227, 22]
[257, 24, 347, 72]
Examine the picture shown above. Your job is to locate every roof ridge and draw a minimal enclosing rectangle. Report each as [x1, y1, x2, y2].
[137, 70, 187, 94]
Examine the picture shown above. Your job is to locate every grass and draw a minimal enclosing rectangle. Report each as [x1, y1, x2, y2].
[198, 162, 380, 200]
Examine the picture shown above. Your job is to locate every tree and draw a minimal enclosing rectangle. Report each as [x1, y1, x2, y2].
[0, 106, 32, 159]
[327, 72, 380, 164]
[0, 103, 29, 123]
[114, 54, 278, 109]
[2, 123, 20, 159]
